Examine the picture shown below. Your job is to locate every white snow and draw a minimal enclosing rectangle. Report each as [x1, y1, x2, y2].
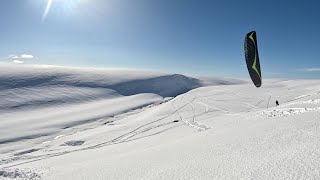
[1, 64, 320, 179]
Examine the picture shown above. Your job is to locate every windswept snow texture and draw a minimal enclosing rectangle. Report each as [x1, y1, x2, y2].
[2, 65, 320, 180]
[0, 168, 41, 180]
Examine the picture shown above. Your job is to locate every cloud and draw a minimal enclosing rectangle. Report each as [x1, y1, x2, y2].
[6, 54, 34, 59]
[7, 54, 19, 59]
[300, 68, 320, 72]
[20, 54, 34, 59]
[13, 60, 24, 64]
[3, 54, 34, 64]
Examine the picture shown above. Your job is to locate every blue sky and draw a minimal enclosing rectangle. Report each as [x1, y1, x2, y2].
[0, 0, 320, 78]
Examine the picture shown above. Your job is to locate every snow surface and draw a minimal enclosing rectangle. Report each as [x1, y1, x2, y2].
[1, 64, 320, 179]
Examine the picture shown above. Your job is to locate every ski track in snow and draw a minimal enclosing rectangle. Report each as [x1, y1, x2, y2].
[200, 97, 231, 113]
[172, 93, 211, 131]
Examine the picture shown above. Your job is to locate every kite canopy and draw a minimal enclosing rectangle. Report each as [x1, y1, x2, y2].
[244, 31, 262, 88]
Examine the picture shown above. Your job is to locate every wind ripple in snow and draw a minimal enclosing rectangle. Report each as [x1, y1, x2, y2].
[258, 107, 320, 118]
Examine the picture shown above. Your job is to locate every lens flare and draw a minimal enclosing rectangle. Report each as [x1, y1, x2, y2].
[42, 0, 54, 22]
[41, 0, 93, 22]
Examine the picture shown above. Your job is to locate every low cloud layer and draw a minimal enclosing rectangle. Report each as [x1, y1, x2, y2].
[300, 68, 320, 72]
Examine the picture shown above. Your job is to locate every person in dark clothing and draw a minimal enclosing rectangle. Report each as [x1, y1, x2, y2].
[276, 100, 279, 106]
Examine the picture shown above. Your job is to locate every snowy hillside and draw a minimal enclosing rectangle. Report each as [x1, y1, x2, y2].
[2, 64, 320, 180]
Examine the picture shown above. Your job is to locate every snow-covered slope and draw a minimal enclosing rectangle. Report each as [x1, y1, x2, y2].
[2, 65, 320, 180]
[0, 64, 243, 158]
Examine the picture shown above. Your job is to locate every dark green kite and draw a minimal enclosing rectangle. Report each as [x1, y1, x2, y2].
[244, 31, 262, 88]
